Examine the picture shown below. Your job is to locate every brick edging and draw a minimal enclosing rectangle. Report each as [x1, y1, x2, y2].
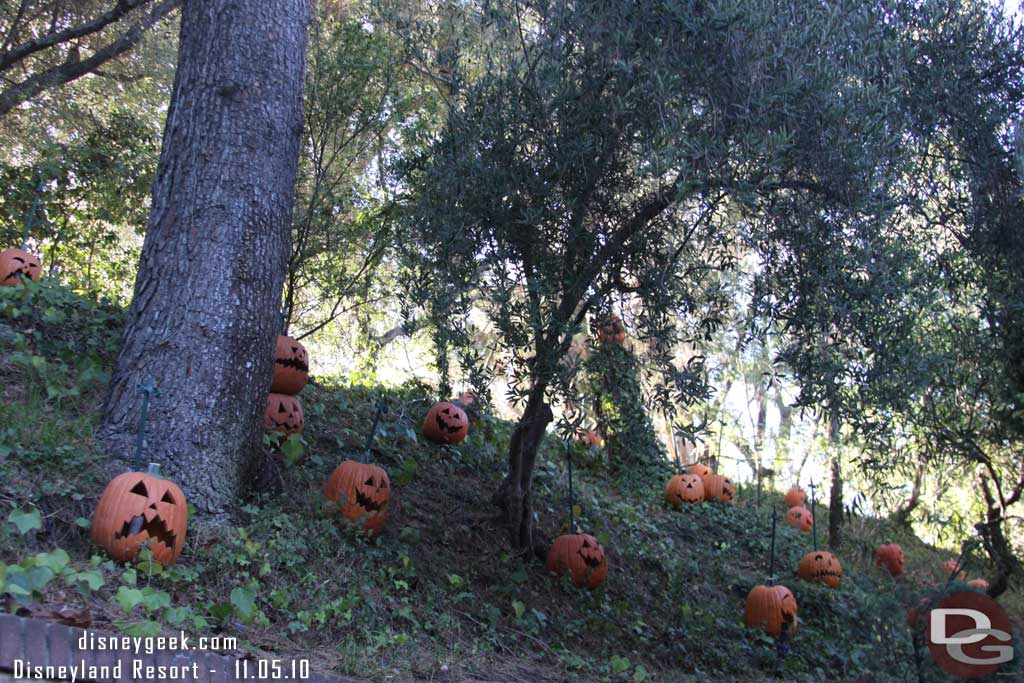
[0, 615, 363, 683]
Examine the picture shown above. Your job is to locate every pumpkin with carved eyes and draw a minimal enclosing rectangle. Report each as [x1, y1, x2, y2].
[688, 463, 712, 479]
[0, 248, 41, 286]
[783, 486, 806, 508]
[798, 551, 842, 588]
[745, 584, 798, 637]
[876, 543, 905, 577]
[264, 393, 304, 439]
[665, 473, 705, 508]
[270, 335, 309, 395]
[595, 315, 626, 345]
[423, 401, 469, 444]
[90, 464, 188, 566]
[703, 474, 735, 503]
[324, 460, 390, 536]
[545, 533, 608, 588]
[786, 506, 813, 533]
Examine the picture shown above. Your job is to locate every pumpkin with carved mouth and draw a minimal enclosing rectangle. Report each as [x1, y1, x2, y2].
[875, 543, 905, 577]
[270, 335, 309, 394]
[324, 460, 390, 536]
[90, 465, 187, 566]
[798, 551, 842, 588]
[546, 533, 608, 588]
[595, 315, 626, 345]
[745, 584, 798, 637]
[688, 463, 712, 479]
[783, 486, 806, 508]
[665, 473, 705, 508]
[423, 401, 469, 444]
[264, 392, 304, 440]
[0, 248, 41, 286]
[786, 506, 813, 533]
[703, 474, 735, 503]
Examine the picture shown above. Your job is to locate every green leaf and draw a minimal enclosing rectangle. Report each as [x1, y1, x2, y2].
[610, 655, 630, 675]
[75, 517, 91, 528]
[115, 586, 145, 614]
[231, 584, 257, 623]
[8, 508, 41, 535]
[120, 621, 161, 637]
[141, 588, 171, 613]
[512, 600, 526, 619]
[633, 665, 648, 683]
[280, 434, 305, 464]
[33, 549, 69, 573]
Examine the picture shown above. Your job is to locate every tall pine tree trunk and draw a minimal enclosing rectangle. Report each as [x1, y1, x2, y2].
[99, 0, 309, 515]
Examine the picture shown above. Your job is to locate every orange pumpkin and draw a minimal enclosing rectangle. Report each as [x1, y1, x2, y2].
[545, 533, 608, 589]
[0, 248, 41, 286]
[968, 578, 989, 590]
[665, 473, 705, 508]
[744, 584, 798, 637]
[798, 551, 842, 588]
[786, 506, 813, 533]
[876, 543, 905, 577]
[90, 465, 188, 566]
[783, 486, 806, 508]
[595, 315, 626, 344]
[703, 474, 735, 503]
[270, 335, 309, 394]
[688, 463, 712, 479]
[264, 393, 305, 438]
[577, 429, 603, 447]
[423, 401, 469, 444]
[324, 460, 391, 536]
[941, 560, 965, 580]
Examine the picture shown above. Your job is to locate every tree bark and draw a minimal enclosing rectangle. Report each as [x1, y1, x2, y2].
[492, 380, 553, 556]
[99, 0, 310, 515]
[892, 462, 925, 528]
[976, 473, 1019, 598]
[827, 408, 843, 550]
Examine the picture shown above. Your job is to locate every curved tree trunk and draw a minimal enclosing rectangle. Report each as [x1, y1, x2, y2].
[827, 409, 843, 550]
[99, 0, 309, 515]
[492, 381, 553, 556]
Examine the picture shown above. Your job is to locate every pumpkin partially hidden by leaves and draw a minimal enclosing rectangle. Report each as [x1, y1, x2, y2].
[578, 429, 603, 447]
[545, 533, 608, 588]
[744, 584, 798, 637]
[941, 560, 965, 580]
[786, 506, 813, 533]
[324, 460, 390, 536]
[798, 551, 842, 588]
[595, 315, 626, 344]
[876, 543, 905, 577]
[423, 401, 469, 444]
[783, 486, 806, 508]
[688, 463, 712, 479]
[91, 465, 187, 566]
[264, 392, 305, 438]
[968, 578, 989, 590]
[665, 474, 705, 508]
[270, 335, 309, 394]
[703, 474, 735, 503]
[0, 248, 41, 286]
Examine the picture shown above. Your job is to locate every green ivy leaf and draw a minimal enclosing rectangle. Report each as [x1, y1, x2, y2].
[115, 586, 145, 614]
[231, 584, 257, 623]
[7, 508, 41, 535]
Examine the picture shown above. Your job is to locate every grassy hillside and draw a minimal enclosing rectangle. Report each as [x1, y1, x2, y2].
[0, 281, 1020, 683]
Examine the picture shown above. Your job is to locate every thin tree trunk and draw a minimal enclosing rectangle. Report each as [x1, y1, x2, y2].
[976, 473, 1019, 598]
[99, 0, 309, 515]
[892, 462, 925, 528]
[827, 407, 843, 550]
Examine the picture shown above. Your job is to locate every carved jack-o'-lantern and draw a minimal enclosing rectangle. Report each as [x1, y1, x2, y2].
[665, 473, 705, 508]
[688, 463, 712, 479]
[324, 460, 391, 536]
[270, 335, 309, 395]
[786, 506, 813, 533]
[423, 401, 469, 444]
[745, 584, 798, 637]
[0, 248, 41, 286]
[783, 486, 806, 508]
[703, 474, 735, 503]
[90, 464, 188, 566]
[546, 533, 608, 589]
[264, 393, 304, 439]
[798, 551, 843, 588]
[595, 315, 626, 345]
[876, 543, 905, 577]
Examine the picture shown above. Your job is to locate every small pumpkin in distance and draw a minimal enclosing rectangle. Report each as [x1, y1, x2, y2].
[0, 248, 41, 286]
[785, 506, 813, 533]
[423, 401, 469, 444]
[324, 460, 391, 536]
[91, 464, 188, 566]
[687, 463, 712, 479]
[876, 543, 905, 577]
[595, 315, 626, 345]
[264, 392, 305, 439]
[703, 473, 735, 503]
[942, 560, 965, 580]
[545, 533, 608, 589]
[270, 335, 309, 394]
[578, 429, 603, 447]
[665, 473, 705, 508]
[798, 551, 842, 588]
[744, 584, 798, 637]
[968, 578, 989, 590]
[783, 486, 806, 508]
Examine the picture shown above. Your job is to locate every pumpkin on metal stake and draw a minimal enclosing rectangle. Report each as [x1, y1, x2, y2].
[546, 441, 608, 589]
[797, 481, 842, 588]
[745, 512, 798, 640]
[324, 398, 391, 536]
